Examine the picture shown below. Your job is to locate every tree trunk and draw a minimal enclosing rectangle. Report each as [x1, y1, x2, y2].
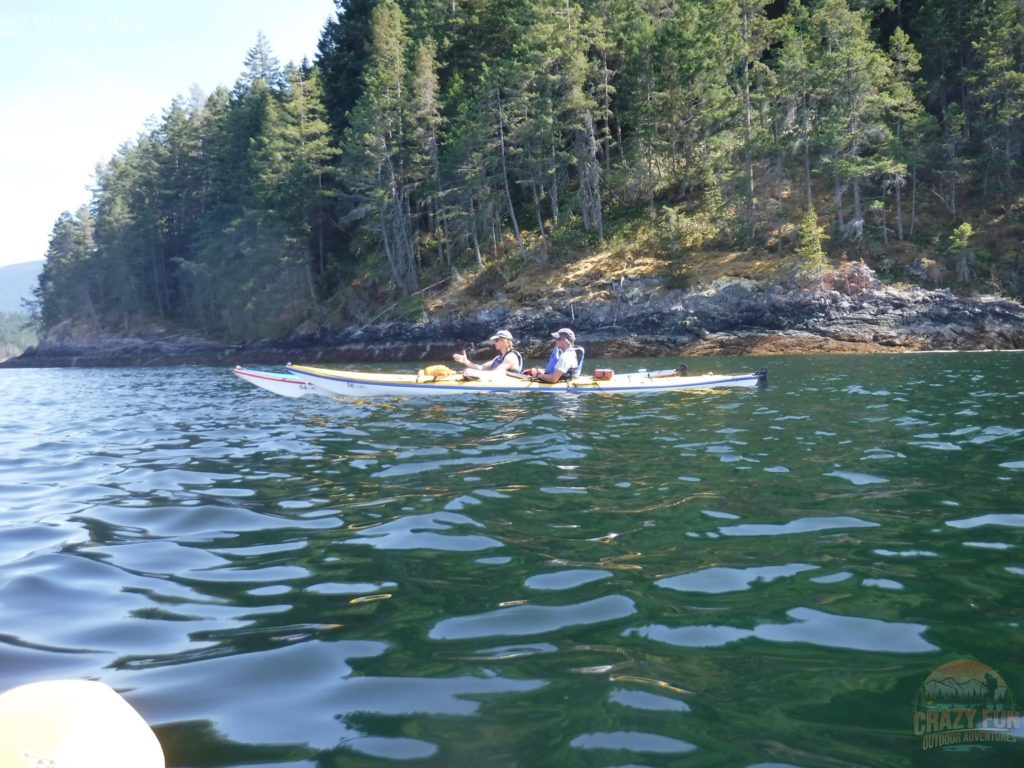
[317, 173, 326, 280]
[495, 90, 526, 255]
[880, 191, 888, 246]
[614, 112, 626, 166]
[429, 126, 450, 267]
[835, 179, 845, 230]
[741, 9, 756, 243]
[853, 178, 863, 226]
[532, 179, 549, 260]
[802, 98, 813, 209]
[382, 146, 418, 294]
[468, 196, 483, 267]
[575, 110, 604, 239]
[910, 166, 917, 237]
[895, 173, 904, 241]
[549, 142, 560, 227]
[602, 49, 612, 174]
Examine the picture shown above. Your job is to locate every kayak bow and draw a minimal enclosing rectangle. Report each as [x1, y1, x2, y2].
[233, 366, 324, 398]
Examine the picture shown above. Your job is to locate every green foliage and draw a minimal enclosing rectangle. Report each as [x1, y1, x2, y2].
[948, 221, 977, 284]
[661, 205, 723, 256]
[795, 205, 829, 277]
[31, 0, 1024, 343]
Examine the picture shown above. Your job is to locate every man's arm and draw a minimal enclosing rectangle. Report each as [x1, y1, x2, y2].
[534, 368, 564, 383]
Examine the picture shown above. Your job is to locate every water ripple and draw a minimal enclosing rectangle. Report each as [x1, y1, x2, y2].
[656, 564, 819, 593]
[718, 516, 879, 537]
[628, 607, 938, 653]
[570, 730, 697, 754]
[429, 595, 636, 639]
[342, 511, 503, 551]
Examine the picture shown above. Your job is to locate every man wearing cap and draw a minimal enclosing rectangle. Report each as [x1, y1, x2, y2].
[452, 330, 523, 374]
[525, 328, 578, 383]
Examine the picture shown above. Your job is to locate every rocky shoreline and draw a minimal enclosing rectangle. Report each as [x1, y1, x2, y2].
[4, 281, 1023, 368]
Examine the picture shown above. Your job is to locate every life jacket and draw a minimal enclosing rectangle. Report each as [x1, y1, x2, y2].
[545, 346, 585, 380]
[566, 346, 585, 379]
[489, 349, 523, 373]
[544, 348, 560, 374]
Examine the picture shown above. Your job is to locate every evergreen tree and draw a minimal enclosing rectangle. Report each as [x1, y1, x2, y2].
[971, 0, 1024, 209]
[408, 38, 450, 267]
[340, 0, 419, 295]
[795, 203, 829, 279]
[726, 0, 775, 243]
[811, 0, 898, 241]
[885, 26, 925, 240]
[255, 67, 339, 297]
[35, 209, 97, 329]
[774, 0, 818, 210]
[317, 0, 377, 137]
[236, 31, 285, 94]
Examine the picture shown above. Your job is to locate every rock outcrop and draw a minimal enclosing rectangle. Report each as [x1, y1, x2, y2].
[4, 282, 1023, 368]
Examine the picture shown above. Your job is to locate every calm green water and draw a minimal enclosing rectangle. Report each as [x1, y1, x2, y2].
[1, 353, 1022, 767]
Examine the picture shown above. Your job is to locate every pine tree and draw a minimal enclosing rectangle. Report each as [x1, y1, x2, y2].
[340, 0, 420, 295]
[255, 67, 339, 297]
[810, 0, 898, 243]
[971, 0, 1024, 209]
[885, 27, 925, 241]
[948, 221, 976, 283]
[774, 0, 816, 210]
[729, 0, 774, 243]
[235, 31, 285, 95]
[795, 204, 829, 279]
[36, 208, 98, 329]
[317, 0, 376, 137]
[408, 38, 450, 268]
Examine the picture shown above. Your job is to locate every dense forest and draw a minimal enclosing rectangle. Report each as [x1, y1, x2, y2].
[31, 0, 1024, 341]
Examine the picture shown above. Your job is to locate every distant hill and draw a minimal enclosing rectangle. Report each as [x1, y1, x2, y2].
[0, 260, 42, 313]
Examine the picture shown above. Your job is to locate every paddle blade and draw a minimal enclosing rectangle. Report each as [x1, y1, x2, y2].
[0, 679, 164, 768]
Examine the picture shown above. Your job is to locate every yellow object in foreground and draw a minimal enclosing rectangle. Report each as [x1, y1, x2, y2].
[0, 679, 164, 768]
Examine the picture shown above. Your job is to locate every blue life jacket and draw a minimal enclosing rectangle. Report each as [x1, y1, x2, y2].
[544, 346, 585, 379]
[544, 348, 560, 374]
[489, 350, 523, 373]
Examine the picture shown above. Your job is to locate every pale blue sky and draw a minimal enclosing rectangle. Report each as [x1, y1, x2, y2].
[0, 0, 337, 268]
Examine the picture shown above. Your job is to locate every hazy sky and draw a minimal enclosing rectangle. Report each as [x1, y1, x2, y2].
[0, 0, 337, 268]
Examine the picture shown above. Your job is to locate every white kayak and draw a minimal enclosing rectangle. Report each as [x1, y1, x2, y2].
[232, 365, 325, 398]
[0, 679, 164, 768]
[274, 363, 767, 397]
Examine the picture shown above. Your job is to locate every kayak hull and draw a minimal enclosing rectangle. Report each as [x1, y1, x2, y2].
[233, 366, 324, 398]
[284, 363, 767, 397]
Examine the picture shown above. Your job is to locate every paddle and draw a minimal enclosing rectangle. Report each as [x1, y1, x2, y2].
[0, 679, 165, 768]
[649, 363, 689, 379]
